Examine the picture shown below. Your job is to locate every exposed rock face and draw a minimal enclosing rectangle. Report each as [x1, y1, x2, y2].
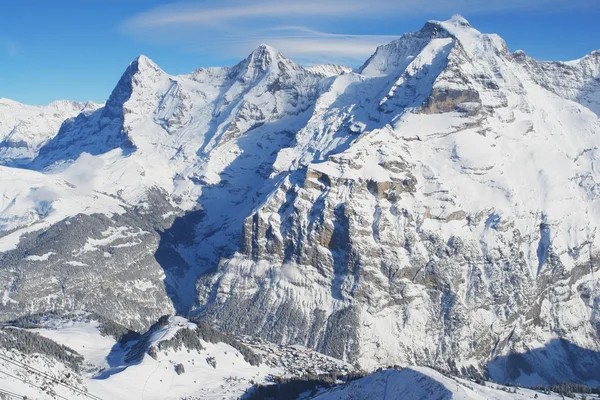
[422, 88, 481, 113]
[1, 15, 600, 386]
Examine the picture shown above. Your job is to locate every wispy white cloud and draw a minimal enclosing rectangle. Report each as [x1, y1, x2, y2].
[121, 1, 398, 66]
[214, 26, 399, 65]
[263, 26, 399, 58]
[125, 0, 589, 29]
[121, 0, 599, 66]
[125, 1, 367, 29]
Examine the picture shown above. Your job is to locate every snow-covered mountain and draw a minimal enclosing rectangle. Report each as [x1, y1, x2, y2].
[1, 14, 600, 388]
[306, 64, 353, 77]
[0, 98, 100, 166]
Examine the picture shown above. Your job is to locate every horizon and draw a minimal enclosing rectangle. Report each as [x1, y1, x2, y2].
[1, 1, 599, 105]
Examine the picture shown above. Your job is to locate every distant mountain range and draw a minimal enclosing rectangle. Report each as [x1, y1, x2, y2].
[1, 15, 599, 395]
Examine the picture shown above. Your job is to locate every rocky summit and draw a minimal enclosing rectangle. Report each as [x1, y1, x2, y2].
[1, 15, 600, 395]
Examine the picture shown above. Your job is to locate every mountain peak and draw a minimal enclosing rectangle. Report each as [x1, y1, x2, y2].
[447, 14, 471, 27]
[426, 14, 509, 57]
[247, 44, 281, 69]
[252, 43, 278, 55]
[103, 55, 163, 119]
[426, 14, 478, 37]
[232, 44, 301, 82]
[131, 54, 162, 74]
[358, 14, 508, 77]
[358, 19, 454, 76]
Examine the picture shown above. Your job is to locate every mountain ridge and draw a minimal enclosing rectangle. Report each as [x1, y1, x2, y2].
[1, 15, 600, 388]
[0, 99, 100, 166]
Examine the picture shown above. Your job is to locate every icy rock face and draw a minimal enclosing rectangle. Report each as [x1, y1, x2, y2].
[1, 15, 600, 385]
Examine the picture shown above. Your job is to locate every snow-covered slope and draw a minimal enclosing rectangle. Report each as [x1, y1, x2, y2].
[0, 98, 99, 166]
[0, 314, 267, 399]
[0, 314, 349, 400]
[307, 64, 353, 77]
[1, 14, 599, 387]
[2, 314, 596, 400]
[310, 367, 598, 400]
[514, 49, 600, 116]
[0, 163, 126, 240]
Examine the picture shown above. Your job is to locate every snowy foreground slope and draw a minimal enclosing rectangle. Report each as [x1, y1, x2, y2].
[0, 315, 276, 400]
[1, 314, 595, 400]
[1, 15, 600, 387]
[311, 368, 599, 400]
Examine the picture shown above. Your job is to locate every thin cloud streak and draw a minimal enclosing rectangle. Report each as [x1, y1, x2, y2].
[215, 25, 398, 64]
[121, 0, 599, 66]
[126, 1, 367, 28]
[124, 0, 592, 29]
[254, 28, 399, 64]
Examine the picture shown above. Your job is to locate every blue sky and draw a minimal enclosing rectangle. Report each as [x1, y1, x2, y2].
[1, 0, 599, 105]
